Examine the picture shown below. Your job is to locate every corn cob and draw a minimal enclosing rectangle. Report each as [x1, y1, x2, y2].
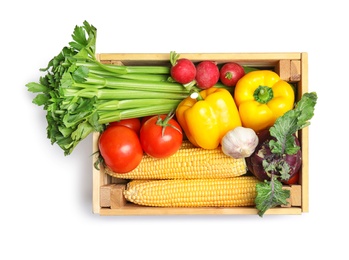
[124, 176, 259, 207]
[104, 140, 247, 179]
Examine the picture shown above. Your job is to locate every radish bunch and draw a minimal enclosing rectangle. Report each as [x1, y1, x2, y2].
[170, 51, 245, 90]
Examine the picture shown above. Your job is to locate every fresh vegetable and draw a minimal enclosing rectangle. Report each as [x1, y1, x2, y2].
[141, 115, 158, 126]
[195, 61, 220, 89]
[285, 172, 299, 185]
[105, 140, 247, 179]
[234, 70, 295, 133]
[247, 130, 302, 182]
[98, 125, 143, 173]
[140, 113, 183, 158]
[124, 176, 259, 207]
[219, 62, 245, 87]
[247, 92, 317, 216]
[25, 21, 194, 155]
[176, 88, 241, 149]
[108, 118, 141, 134]
[221, 126, 259, 159]
[170, 51, 196, 84]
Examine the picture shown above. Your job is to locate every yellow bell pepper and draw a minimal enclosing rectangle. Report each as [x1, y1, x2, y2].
[176, 87, 241, 149]
[234, 70, 295, 133]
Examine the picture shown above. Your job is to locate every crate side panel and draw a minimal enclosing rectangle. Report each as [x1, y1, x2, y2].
[98, 205, 302, 216]
[98, 53, 302, 67]
[300, 52, 309, 212]
[92, 132, 112, 213]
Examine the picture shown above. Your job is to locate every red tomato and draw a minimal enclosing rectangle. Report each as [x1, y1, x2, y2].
[98, 125, 143, 173]
[140, 115, 183, 158]
[284, 172, 300, 185]
[108, 118, 141, 134]
[141, 116, 156, 126]
[141, 114, 169, 126]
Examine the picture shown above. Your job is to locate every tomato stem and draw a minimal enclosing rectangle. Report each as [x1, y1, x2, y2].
[156, 110, 182, 137]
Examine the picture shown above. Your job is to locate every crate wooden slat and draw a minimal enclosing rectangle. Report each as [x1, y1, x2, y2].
[100, 183, 302, 209]
[92, 52, 309, 216]
[97, 205, 302, 216]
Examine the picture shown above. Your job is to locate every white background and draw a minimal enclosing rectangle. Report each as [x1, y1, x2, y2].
[1, 0, 347, 259]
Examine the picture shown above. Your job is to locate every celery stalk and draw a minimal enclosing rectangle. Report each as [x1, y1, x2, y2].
[63, 87, 189, 100]
[96, 99, 182, 111]
[26, 21, 191, 155]
[76, 62, 170, 75]
[87, 69, 169, 82]
[98, 102, 181, 125]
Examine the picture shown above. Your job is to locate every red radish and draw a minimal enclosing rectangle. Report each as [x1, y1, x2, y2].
[195, 61, 220, 89]
[170, 51, 196, 84]
[219, 62, 245, 87]
[170, 59, 196, 84]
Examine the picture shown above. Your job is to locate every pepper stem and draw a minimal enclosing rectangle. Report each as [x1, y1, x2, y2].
[190, 91, 204, 101]
[253, 86, 274, 104]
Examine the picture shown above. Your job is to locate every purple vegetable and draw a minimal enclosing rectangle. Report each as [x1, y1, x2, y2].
[246, 129, 302, 183]
[251, 92, 317, 216]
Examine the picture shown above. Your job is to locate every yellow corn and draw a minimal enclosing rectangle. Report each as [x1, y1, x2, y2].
[105, 140, 247, 179]
[124, 176, 259, 207]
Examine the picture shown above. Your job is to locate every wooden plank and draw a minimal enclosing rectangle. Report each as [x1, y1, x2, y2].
[290, 185, 302, 206]
[282, 185, 302, 207]
[276, 60, 291, 81]
[93, 53, 109, 214]
[100, 185, 112, 208]
[92, 132, 102, 214]
[98, 205, 302, 216]
[290, 60, 301, 82]
[100, 184, 127, 209]
[98, 53, 302, 67]
[300, 128, 309, 212]
[276, 59, 302, 82]
[99, 52, 302, 61]
[300, 52, 309, 212]
[92, 132, 112, 213]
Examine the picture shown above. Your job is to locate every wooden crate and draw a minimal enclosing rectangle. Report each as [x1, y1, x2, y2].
[92, 53, 309, 216]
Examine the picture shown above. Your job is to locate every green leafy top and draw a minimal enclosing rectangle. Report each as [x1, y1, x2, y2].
[26, 21, 191, 156]
[255, 175, 290, 217]
[26, 21, 99, 155]
[69, 20, 96, 56]
[255, 92, 317, 217]
[269, 92, 317, 155]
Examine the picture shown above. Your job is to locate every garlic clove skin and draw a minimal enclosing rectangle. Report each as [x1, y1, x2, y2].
[221, 126, 259, 159]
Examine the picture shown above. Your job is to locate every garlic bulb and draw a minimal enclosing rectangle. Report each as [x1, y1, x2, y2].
[221, 126, 259, 159]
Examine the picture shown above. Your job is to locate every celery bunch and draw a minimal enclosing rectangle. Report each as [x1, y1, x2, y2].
[26, 21, 193, 155]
